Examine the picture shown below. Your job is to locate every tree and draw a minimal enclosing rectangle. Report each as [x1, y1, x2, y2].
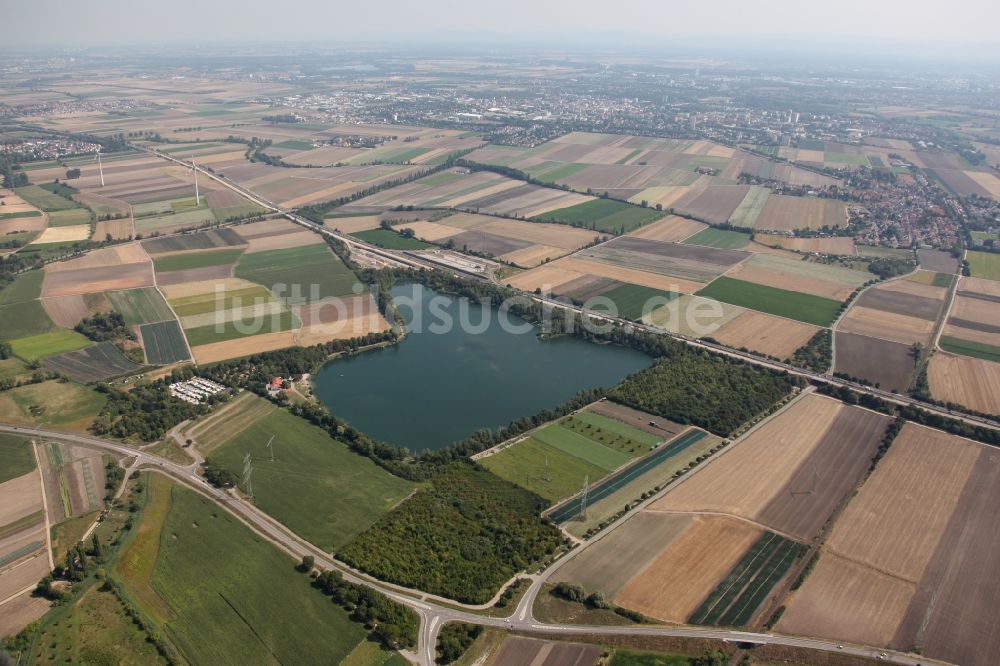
[297, 555, 315, 573]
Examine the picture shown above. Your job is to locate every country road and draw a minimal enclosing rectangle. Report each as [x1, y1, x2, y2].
[0, 423, 952, 666]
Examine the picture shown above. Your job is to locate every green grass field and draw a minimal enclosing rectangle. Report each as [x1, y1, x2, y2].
[47, 208, 93, 227]
[210, 409, 416, 550]
[825, 152, 870, 166]
[0, 269, 45, 304]
[107, 287, 176, 325]
[139, 320, 189, 364]
[119, 477, 369, 664]
[600, 283, 679, 321]
[967, 250, 1000, 281]
[183, 310, 297, 346]
[0, 210, 42, 221]
[534, 199, 662, 234]
[235, 243, 361, 300]
[351, 228, 434, 250]
[533, 162, 589, 183]
[683, 227, 751, 249]
[0, 299, 54, 338]
[931, 272, 956, 288]
[273, 139, 314, 150]
[0, 380, 106, 430]
[0, 433, 35, 483]
[0, 357, 30, 382]
[10, 329, 91, 361]
[939, 335, 1000, 363]
[14, 184, 80, 211]
[481, 412, 657, 502]
[697, 277, 842, 326]
[609, 650, 693, 666]
[152, 247, 244, 272]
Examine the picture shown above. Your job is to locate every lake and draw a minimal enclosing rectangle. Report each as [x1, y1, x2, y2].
[313, 283, 652, 452]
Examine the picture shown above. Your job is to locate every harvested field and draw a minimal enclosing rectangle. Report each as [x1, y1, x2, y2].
[46, 244, 149, 272]
[957, 275, 1000, 297]
[244, 230, 319, 253]
[580, 236, 748, 284]
[139, 320, 189, 364]
[392, 220, 460, 242]
[324, 215, 382, 233]
[754, 195, 846, 232]
[232, 218, 302, 239]
[834, 332, 916, 392]
[755, 234, 856, 255]
[918, 249, 960, 274]
[644, 294, 744, 337]
[613, 515, 762, 623]
[727, 186, 771, 228]
[825, 424, 979, 582]
[294, 294, 390, 346]
[43, 263, 154, 298]
[778, 553, 917, 648]
[555, 256, 706, 295]
[42, 341, 143, 382]
[31, 225, 90, 244]
[499, 244, 564, 267]
[727, 253, 868, 299]
[626, 215, 706, 242]
[927, 352, 1000, 415]
[838, 306, 935, 345]
[711, 310, 820, 359]
[190, 330, 297, 364]
[553, 512, 693, 597]
[92, 217, 133, 241]
[490, 637, 602, 666]
[880, 276, 949, 300]
[650, 394, 882, 541]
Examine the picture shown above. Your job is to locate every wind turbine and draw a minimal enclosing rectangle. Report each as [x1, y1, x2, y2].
[93, 149, 105, 188]
[191, 160, 200, 206]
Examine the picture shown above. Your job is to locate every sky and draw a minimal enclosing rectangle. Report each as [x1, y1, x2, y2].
[5, 0, 999, 56]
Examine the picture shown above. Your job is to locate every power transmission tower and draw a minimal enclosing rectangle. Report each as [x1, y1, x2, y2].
[578, 475, 589, 521]
[265, 435, 275, 463]
[243, 452, 253, 502]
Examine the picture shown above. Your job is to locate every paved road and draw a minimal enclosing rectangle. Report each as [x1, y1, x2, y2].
[1, 424, 951, 666]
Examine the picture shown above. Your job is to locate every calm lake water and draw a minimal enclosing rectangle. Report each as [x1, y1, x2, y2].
[313, 283, 652, 452]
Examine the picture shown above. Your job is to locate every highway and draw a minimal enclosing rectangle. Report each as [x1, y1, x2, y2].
[135, 143, 1000, 433]
[0, 423, 951, 666]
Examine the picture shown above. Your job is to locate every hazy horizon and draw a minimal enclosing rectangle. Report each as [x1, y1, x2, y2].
[5, 0, 999, 62]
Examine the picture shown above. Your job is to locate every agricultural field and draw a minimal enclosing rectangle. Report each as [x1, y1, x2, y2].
[182, 392, 276, 453]
[37, 440, 108, 523]
[723, 253, 870, 301]
[151, 247, 245, 273]
[42, 244, 154, 298]
[670, 185, 750, 225]
[115, 475, 374, 665]
[532, 198, 663, 233]
[9, 328, 92, 362]
[489, 637, 602, 666]
[41, 341, 144, 382]
[917, 248, 960, 274]
[350, 228, 433, 250]
[0, 380, 105, 432]
[838, 275, 947, 346]
[139, 320, 189, 364]
[626, 215, 706, 242]
[651, 393, 888, 541]
[927, 352, 1000, 415]
[726, 186, 771, 228]
[0, 435, 50, 635]
[209, 408, 416, 550]
[0, 273, 56, 339]
[834, 331, 918, 392]
[106, 287, 176, 326]
[752, 195, 847, 232]
[480, 409, 662, 503]
[681, 227, 750, 250]
[710, 310, 821, 360]
[755, 234, 856, 255]
[696, 277, 842, 327]
[390, 212, 598, 267]
[778, 423, 1000, 666]
[234, 242, 360, 300]
[579, 236, 748, 285]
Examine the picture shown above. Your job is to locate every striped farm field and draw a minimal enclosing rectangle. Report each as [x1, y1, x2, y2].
[139, 320, 189, 364]
[600, 283, 680, 321]
[152, 248, 244, 273]
[697, 276, 842, 326]
[727, 186, 771, 228]
[184, 392, 276, 453]
[10, 329, 91, 361]
[106, 287, 176, 325]
[683, 227, 751, 250]
[183, 310, 298, 347]
[533, 199, 663, 233]
[234, 244, 360, 300]
[939, 335, 1000, 363]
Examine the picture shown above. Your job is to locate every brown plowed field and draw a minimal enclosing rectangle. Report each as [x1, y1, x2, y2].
[243, 231, 319, 253]
[837, 306, 935, 345]
[499, 244, 565, 268]
[755, 195, 846, 231]
[155, 264, 234, 286]
[46, 243, 149, 272]
[552, 511, 693, 597]
[92, 218, 134, 241]
[233, 218, 303, 239]
[43, 263, 154, 297]
[555, 256, 705, 294]
[327, 215, 383, 233]
[854, 288, 942, 320]
[506, 264, 584, 293]
[824, 424, 979, 582]
[879, 277, 948, 301]
[40, 294, 91, 328]
[0, 469, 44, 527]
[927, 352, 1000, 415]
[613, 515, 761, 622]
[917, 249, 959, 273]
[711, 310, 820, 359]
[627, 215, 706, 242]
[834, 332, 916, 392]
[490, 637, 602, 666]
[960, 276, 1000, 297]
[777, 553, 916, 647]
[673, 185, 750, 224]
[755, 406, 889, 540]
[649, 394, 842, 525]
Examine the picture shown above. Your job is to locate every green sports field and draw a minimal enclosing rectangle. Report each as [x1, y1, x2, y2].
[10, 329, 91, 361]
[697, 277, 842, 326]
[682, 227, 751, 250]
[235, 243, 361, 300]
[119, 476, 369, 665]
[533, 199, 663, 234]
[967, 250, 1000, 281]
[210, 409, 416, 550]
